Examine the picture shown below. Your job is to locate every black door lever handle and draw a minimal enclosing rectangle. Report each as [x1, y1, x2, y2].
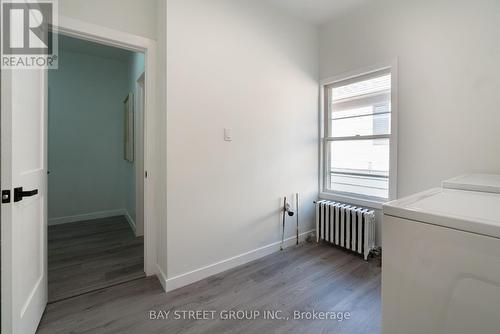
[14, 187, 38, 202]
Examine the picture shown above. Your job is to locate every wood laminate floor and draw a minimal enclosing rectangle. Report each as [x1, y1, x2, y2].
[48, 216, 145, 303]
[39, 242, 381, 334]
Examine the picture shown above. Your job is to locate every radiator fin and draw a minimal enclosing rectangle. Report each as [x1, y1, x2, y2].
[315, 200, 376, 260]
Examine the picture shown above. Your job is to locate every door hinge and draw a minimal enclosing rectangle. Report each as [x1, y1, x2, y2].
[2, 189, 11, 203]
[145, 171, 148, 179]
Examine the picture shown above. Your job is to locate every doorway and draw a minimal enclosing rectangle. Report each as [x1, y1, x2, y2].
[1, 18, 158, 333]
[47, 35, 146, 302]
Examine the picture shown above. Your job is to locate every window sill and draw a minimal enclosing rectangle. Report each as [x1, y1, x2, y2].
[319, 192, 386, 210]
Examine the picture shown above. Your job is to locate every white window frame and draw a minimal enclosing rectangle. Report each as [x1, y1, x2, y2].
[319, 61, 398, 209]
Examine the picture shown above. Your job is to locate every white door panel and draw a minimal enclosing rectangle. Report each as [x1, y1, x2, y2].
[1, 67, 48, 334]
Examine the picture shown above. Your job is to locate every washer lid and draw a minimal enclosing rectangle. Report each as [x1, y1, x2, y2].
[383, 188, 500, 239]
[442, 174, 500, 194]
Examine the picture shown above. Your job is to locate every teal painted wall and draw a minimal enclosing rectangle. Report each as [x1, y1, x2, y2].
[48, 38, 143, 225]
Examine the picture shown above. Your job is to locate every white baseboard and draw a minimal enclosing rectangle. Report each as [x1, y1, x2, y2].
[156, 264, 168, 292]
[48, 209, 125, 225]
[48, 209, 135, 228]
[123, 210, 137, 235]
[159, 230, 315, 293]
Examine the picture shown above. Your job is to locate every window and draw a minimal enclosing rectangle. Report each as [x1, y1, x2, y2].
[321, 67, 396, 204]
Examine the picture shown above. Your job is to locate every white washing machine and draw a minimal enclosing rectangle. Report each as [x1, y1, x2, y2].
[382, 178, 500, 334]
[442, 173, 500, 193]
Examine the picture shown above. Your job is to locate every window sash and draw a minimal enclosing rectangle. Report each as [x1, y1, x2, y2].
[323, 69, 392, 201]
[324, 134, 390, 142]
[323, 136, 391, 200]
[331, 170, 389, 180]
[325, 68, 391, 90]
[332, 110, 390, 122]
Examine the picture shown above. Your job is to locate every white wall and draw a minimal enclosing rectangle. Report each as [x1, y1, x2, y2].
[55, 0, 500, 290]
[59, 0, 158, 39]
[156, 0, 168, 279]
[320, 0, 500, 199]
[165, 0, 319, 281]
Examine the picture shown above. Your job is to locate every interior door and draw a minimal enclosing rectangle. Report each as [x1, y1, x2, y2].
[1, 67, 48, 333]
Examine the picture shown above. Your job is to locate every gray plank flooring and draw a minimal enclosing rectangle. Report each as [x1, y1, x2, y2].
[39, 242, 380, 334]
[48, 216, 145, 303]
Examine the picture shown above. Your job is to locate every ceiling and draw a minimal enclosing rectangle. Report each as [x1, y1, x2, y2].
[264, 0, 369, 25]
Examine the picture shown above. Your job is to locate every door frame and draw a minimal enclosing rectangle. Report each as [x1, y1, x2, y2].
[135, 72, 145, 236]
[54, 16, 158, 275]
